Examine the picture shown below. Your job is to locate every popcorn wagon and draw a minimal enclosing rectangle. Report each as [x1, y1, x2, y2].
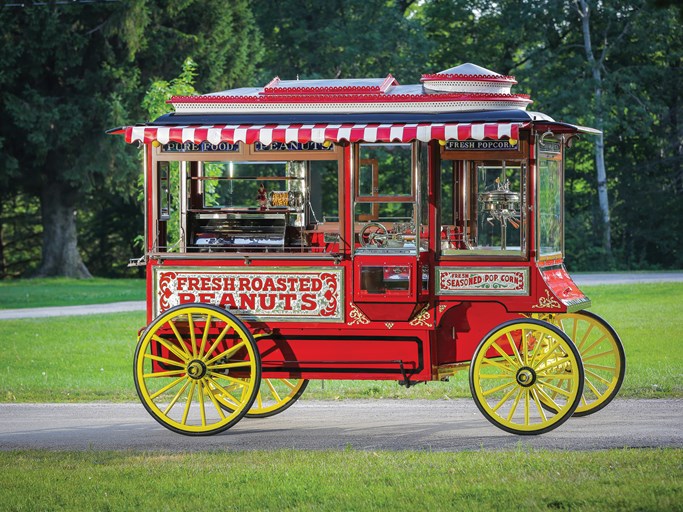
[111, 63, 625, 436]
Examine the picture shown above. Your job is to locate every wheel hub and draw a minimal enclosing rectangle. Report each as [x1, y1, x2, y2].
[187, 360, 207, 380]
[516, 367, 537, 387]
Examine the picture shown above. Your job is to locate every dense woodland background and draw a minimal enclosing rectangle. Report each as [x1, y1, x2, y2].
[0, 0, 681, 278]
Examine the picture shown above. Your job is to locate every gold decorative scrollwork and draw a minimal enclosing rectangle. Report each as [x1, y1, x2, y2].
[531, 290, 562, 309]
[409, 305, 432, 327]
[347, 303, 370, 326]
[438, 304, 448, 313]
[385, 322, 394, 329]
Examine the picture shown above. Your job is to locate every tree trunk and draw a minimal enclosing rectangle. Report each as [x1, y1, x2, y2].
[594, 131, 611, 253]
[577, 0, 612, 255]
[34, 181, 92, 278]
[0, 200, 6, 279]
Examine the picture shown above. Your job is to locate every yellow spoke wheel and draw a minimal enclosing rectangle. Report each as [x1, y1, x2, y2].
[134, 304, 261, 436]
[214, 378, 309, 418]
[550, 311, 625, 416]
[470, 319, 584, 435]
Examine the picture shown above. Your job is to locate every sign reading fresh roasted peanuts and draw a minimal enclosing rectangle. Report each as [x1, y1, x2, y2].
[155, 268, 343, 321]
[436, 268, 529, 295]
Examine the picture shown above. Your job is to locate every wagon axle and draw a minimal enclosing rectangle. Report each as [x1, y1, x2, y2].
[186, 360, 208, 380]
[515, 367, 537, 387]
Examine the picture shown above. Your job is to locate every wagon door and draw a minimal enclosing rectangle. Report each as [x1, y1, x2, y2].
[351, 142, 429, 321]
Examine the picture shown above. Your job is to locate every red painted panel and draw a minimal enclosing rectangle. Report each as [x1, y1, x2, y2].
[540, 264, 588, 305]
[436, 301, 519, 363]
[258, 331, 430, 382]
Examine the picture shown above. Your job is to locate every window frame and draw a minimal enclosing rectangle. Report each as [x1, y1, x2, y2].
[536, 138, 565, 261]
[437, 157, 529, 261]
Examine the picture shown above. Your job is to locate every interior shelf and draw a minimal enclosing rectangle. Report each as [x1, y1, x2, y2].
[190, 212, 287, 250]
[189, 176, 304, 181]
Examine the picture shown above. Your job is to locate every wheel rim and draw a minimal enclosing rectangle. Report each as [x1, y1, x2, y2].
[134, 304, 260, 435]
[551, 311, 625, 416]
[470, 319, 584, 435]
[214, 378, 309, 418]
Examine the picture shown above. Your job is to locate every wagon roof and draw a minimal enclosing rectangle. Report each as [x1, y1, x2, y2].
[109, 63, 599, 145]
[168, 63, 531, 115]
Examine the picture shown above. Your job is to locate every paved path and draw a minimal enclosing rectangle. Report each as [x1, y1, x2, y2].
[0, 399, 681, 452]
[0, 300, 146, 320]
[0, 272, 681, 320]
[572, 271, 683, 286]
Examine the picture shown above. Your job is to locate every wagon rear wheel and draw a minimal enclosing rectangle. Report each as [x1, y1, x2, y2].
[214, 378, 309, 418]
[469, 319, 584, 435]
[134, 304, 261, 436]
[549, 311, 625, 416]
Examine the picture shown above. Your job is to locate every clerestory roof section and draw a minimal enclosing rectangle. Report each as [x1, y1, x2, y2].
[262, 75, 399, 95]
[168, 64, 531, 115]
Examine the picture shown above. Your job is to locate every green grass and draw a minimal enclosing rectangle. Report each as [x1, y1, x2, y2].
[0, 448, 681, 511]
[0, 283, 681, 402]
[0, 278, 145, 309]
[581, 283, 683, 398]
[0, 312, 144, 402]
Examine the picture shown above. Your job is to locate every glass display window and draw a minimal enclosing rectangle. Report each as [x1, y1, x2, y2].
[537, 143, 563, 258]
[440, 160, 526, 257]
[353, 143, 423, 254]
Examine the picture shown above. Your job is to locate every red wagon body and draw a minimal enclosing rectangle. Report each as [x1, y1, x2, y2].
[113, 62, 625, 435]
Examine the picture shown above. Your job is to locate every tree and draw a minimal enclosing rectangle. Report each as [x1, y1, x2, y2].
[597, 3, 683, 268]
[420, 0, 682, 270]
[137, 0, 264, 93]
[252, 0, 430, 83]
[0, 1, 148, 277]
[574, 0, 635, 257]
[0, 0, 264, 278]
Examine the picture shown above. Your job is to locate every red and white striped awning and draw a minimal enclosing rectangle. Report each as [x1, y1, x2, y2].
[116, 122, 524, 145]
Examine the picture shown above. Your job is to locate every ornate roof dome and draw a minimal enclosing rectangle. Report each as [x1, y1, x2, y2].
[421, 63, 517, 94]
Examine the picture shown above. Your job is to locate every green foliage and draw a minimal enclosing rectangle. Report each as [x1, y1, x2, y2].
[421, 0, 683, 270]
[0, 2, 145, 195]
[0, 1, 680, 274]
[252, 0, 431, 82]
[139, 0, 264, 92]
[142, 57, 198, 121]
[0, 194, 42, 278]
[0, 2, 150, 277]
[0, 0, 265, 277]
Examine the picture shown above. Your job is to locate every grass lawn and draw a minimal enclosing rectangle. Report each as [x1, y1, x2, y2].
[0, 448, 681, 511]
[0, 282, 681, 402]
[0, 277, 145, 309]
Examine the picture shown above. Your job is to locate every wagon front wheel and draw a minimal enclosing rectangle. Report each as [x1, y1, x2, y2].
[134, 304, 261, 436]
[470, 319, 584, 435]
